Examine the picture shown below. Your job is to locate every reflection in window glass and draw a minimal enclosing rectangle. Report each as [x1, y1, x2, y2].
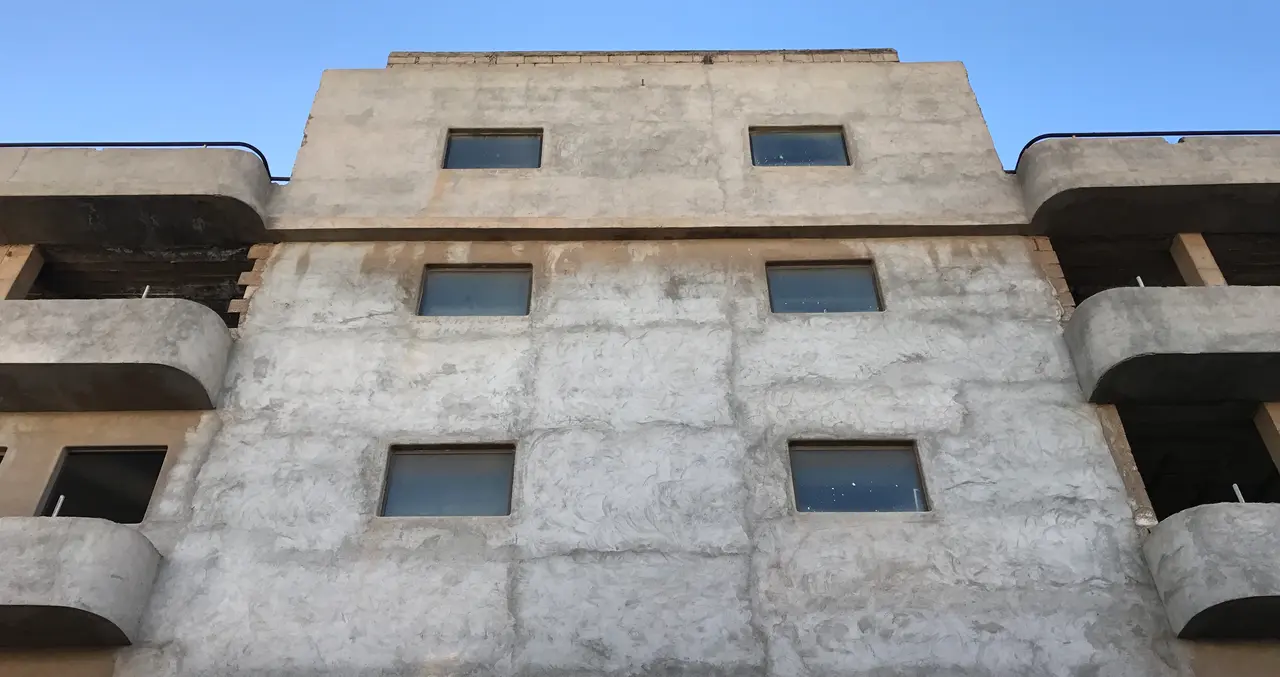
[750, 128, 849, 166]
[767, 263, 881, 313]
[419, 267, 532, 316]
[41, 447, 167, 524]
[790, 444, 927, 513]
[381, 448, 515, 517]
[444, 131, 542, 169]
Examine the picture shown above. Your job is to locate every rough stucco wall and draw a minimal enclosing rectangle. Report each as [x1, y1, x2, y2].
[269, 63, 1025, 236]
[107, 237, 1200, 676]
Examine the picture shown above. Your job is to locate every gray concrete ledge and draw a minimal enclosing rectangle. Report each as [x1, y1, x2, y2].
[0, 299, 232, 411]
[0, 517, 160, 646]
[0, 148, 270, 246]
[388, 49, 901, 67]
[1064, 286, 1280, 403]
[1144, 503, 1280, 639]
[1017, 136, 1280, 236]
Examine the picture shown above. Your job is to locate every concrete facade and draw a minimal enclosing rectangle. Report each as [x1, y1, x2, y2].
[110, 238, 1182, 676]
[1, 50, 1279, 676]
[269, 55, 1025, 239]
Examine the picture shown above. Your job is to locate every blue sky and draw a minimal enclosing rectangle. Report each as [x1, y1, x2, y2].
[2, 1, 1277, 174]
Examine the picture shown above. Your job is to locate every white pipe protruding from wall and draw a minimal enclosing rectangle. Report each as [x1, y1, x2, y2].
[1233, 483, 1246, 503]
[51, 494, 66, 517]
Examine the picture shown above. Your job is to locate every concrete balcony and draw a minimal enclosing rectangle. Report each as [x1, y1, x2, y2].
[1144, 503, 1280, 639]
[0, 517, 160, 646]
[1064, 286, 1280, 403]
[0, 299, 231, 411]
[0, 147, 270, 246]
[1017, 136, 1280, 236]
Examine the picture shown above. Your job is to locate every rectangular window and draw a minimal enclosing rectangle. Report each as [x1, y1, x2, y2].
[790, 442, 927, 513]
[40, 447, 167, 524]
[418, 265, 532, 316]
[444, 130, 543, 169]
[381, 445, 515, 517]
[750, 127, 849, 167]
[767, 262, 882, 313]
[1119, 402, 1280, 520]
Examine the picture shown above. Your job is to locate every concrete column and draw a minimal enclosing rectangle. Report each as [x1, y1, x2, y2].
[0, 245, 43, 300]
[1096, 404, 1157, 529]
[1257, 403, 1280, 472]
[1029, 236, 1075, 319]
[1170, 233, 1226, 287]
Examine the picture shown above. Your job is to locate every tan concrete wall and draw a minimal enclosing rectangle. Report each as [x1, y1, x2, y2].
[0, 649, 115, 677]
[0, 411, 206, 518]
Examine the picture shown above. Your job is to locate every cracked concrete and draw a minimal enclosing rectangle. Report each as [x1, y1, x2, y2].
[103, 237, 1210, 676]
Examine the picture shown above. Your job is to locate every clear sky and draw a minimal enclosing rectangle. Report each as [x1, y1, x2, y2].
[2, 1, 1277, 174]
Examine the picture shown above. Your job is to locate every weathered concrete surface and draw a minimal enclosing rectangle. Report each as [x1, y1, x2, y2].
[110, 238, 1193, 676]
[0, 148, 270, 246]
[0, 517, 160, 646]
[1017, 136, 1280, 236]
[0, 299, 232, 411]
[1064, 286, 1280, 403]
[269, 61, 1026, 238]
[1144, 503, 1280, 639]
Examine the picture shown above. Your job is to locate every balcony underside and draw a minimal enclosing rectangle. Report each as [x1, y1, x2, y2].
[1033, 183, 1280, 237]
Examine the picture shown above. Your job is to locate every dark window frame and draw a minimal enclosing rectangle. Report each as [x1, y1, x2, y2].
[378, 443, 517, 518]
[443, 128, 544, 169]
[765, 260, 885, 313]
[788, 440, 931, 513]
[748, 125, 851, 167]
[38, 445, 168, 524]
[416, 263, 534, 317]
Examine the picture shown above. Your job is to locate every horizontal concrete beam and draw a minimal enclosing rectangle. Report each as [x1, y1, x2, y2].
[1017, 136, 1280, 236]
[1064, 286, 1280, 403]
[0, 148, 271, 246]
[0, 299, 232, 411]
[0, 517, 160, 646]
[1144, 503, 1280, 639]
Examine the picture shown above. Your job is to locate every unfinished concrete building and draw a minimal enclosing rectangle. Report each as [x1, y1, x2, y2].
[1, 48, 1279, 677]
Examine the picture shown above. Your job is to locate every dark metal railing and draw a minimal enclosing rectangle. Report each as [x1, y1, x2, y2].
[0, 141, 290, 182]
[1013, 130, 1280, 172]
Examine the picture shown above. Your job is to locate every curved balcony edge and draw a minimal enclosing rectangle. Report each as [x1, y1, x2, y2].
[1017, 136, 1280, 237]
[1143, 503, 1280, 639]
[0, 298, 232, 411]
[0, 147, 270, 246]
[0, 517, 161, 647]
[1064, 286, 1280, 404]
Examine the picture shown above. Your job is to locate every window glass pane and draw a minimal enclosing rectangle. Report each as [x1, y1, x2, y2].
[444, 133, 542, 169]
[41, 447, 167, 524]
[767, 264, 880, 313]
[791, 446, 926, 513]
[382, 450, 514, 517]
[750, 129, 849, 166]
[419, 268, 532, 316]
